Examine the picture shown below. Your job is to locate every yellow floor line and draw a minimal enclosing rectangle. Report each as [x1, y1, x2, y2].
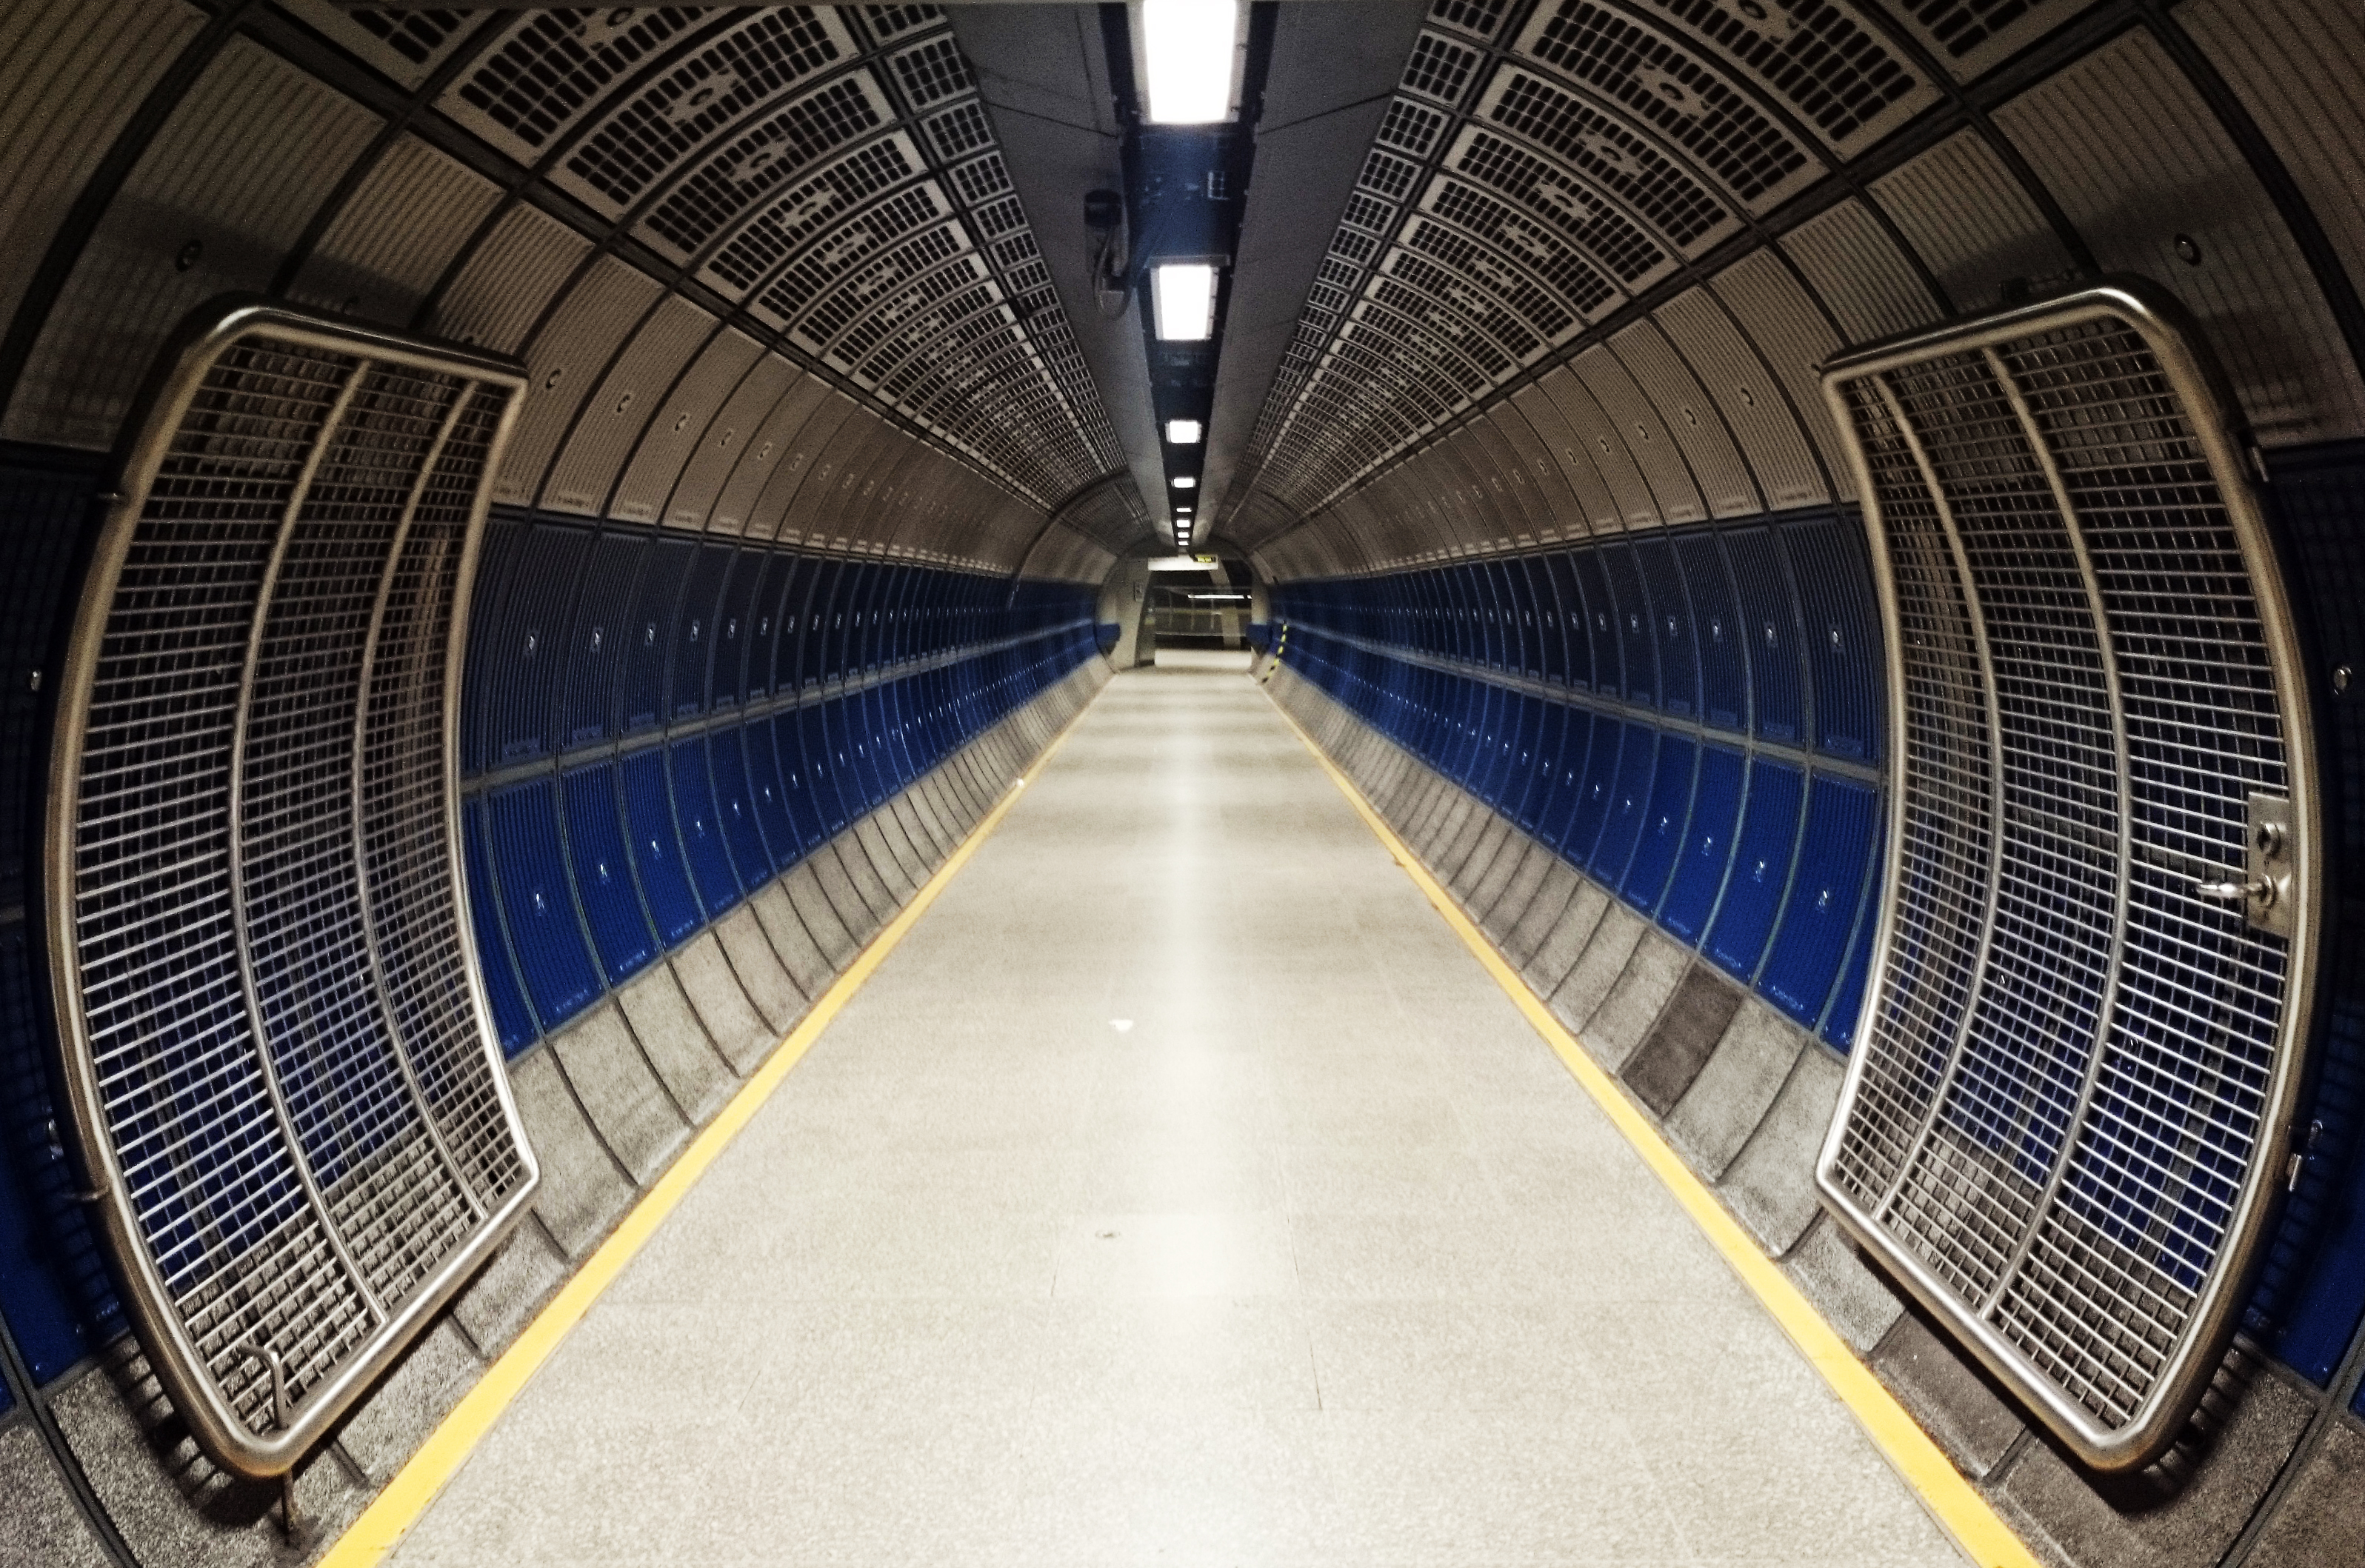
[1264, 690, 2037, 1568]
[318, 680, 1104, 1568]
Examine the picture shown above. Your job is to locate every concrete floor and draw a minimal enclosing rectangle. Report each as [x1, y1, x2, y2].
[389, 651, 1964, 1567]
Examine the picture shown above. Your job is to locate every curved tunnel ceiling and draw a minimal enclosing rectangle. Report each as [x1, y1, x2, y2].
[0, 0, 1160, 578]
[1205, 0, 2365, 583]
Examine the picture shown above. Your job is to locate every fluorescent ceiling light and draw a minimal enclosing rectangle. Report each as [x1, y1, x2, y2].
[1167, 418, 1203, 444]
[1151, 263, 1215, 341]
[1172, 476, 1196, 489]
[1141, 0, 1240, 124]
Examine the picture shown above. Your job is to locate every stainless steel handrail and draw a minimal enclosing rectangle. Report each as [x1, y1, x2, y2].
[44, 296, 538, 1479]
[1814, 277, 2324, 1473]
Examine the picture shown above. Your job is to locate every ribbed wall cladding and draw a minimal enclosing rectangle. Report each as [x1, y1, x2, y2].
[1272, 509, 1885, 1049]
[460, 507, 1102, 1057]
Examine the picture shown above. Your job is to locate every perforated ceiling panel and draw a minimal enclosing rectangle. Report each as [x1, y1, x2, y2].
[404, 7, 1125, 528]
[48, 299, 538, 1480]
[1817, 281, 2322, 1472]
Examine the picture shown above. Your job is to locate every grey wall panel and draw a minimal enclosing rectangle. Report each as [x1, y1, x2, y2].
[541, 294, 716, 516]
[1542, 361, 1663, 528]
[1662, 998, 1806, 1180]
[4, 36, 379, 448]
[289, 134, 504, 327]
[1777, 196, 1944, 345]
[545, 1004, 690, 1186]
[507, 1049, 636, 1259]
[0, 0, 202, 347]
[2186, 0, 2365, 332]
[742, 388, 858, 541]
[785, 404, 893, 548]
[1996, 27, 2365, 445]
[1484, 401, 1587, 544]
[1464, 410, 1552, 544]
[713, 904, 804, 1035]
[707, 370, 833, 536]
[1511, 381, 1623, 530]
[613, 961, 734, 1124]
[612, 327, 768, 525]
[1707, 248, 1853, 500]
[670, 930, 777, 1076]
[425, 201, 595, 356]
[1608, 318, 1758, 519]
[494, 255, 663, 505]
[1868, 129, 2073, 321]
[1650, 287, 1827, 510]
[1585, 930, 1689, 1071]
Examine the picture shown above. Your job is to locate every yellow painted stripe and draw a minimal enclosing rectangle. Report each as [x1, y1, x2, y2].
[1265, 690, 2039, 1568]
[318, 683, 1101, 1568]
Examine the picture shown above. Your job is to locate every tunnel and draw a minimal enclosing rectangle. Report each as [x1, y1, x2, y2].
[0, 0, 2361, 1564]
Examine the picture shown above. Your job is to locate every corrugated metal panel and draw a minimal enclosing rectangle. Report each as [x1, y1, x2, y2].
[785, 399, 889, 546]
[708, 370, 833, 535]
[1609, 318, 1759, 518]
[290, 135, 504, 327]
[541, 295, 716, 516]
[1652, 286, 1827, 508]
[2184, 0, 2365, 330]
[0, 0, 202, 347]
[1995, 27, 2365, 444]
[1869, 128, 2072, 321]
[1779, 196, 1943, 345]
[1485, 402, 1583, 543]
[767, 395, 873, 544]
[1541, 364, 1662, 529]
[1709, 247, 1853, 499]
[1508, 0, 1824, 214]
[7, 38, 379, 449]
[1511, 381, 1621, 531]
[427, 202, 594, 356]
[1573, 346, 1702, 525]
[1462, 408, 1546, 543]
[493, 256, 664, 505]
[612, 328, 767, 524]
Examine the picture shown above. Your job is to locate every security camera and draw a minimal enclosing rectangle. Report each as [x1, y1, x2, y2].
[1085, 189, 1130, 318]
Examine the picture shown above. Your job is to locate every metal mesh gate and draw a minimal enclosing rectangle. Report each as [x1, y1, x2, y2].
[47, 299, 537, 1478]
[1816, 280, 2324, 1472]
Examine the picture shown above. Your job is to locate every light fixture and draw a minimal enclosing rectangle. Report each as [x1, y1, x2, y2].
[1172, 475, 1196, 489]
[1167, 418, 1202, 444]
[1151, 263, 1215, 341]
[1140, 0, 1241, 124]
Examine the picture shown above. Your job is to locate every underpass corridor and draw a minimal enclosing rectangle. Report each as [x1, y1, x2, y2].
[384, 654, 1953, 1567]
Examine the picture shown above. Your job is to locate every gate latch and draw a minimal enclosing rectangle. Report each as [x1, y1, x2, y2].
[2195, 793, 2296, 937]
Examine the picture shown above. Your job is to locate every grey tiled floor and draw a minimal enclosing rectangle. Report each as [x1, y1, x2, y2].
[390, 652, 1964, 1567]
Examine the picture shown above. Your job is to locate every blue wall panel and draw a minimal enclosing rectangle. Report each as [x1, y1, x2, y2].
[559, 533, 641, 747]
[462, 799, 539, 1056]
[620, 538, 693, 732]
[1722, 527, 1802, 744]
[561, 763, 656, 985]
[667, 740, 741, 915]
[1705, 758, 1803, 983]
[1786, 517, 1884, 762]
[1661, 744, 1744, 943]
[485, 779, 601, 1032]
[1621, 735, 1695, 913]
[1760, 775, 1880, 1028]
[620, 749, 702, 944]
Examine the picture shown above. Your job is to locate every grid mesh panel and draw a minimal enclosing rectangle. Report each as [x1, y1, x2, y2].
[61, 325, 530, 1464]
[1827, 308, 2307, 1455]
